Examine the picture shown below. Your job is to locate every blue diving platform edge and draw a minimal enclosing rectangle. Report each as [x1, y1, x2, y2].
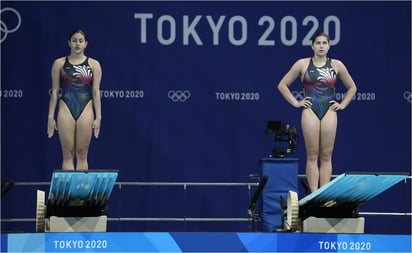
[2, 232, 411, 253]
[298, 172, 409, 219]
[46, 169, 119, 217]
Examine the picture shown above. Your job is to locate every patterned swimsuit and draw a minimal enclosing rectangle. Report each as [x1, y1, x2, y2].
[302, 58, 337, 120]
[60, 57, 93, 120]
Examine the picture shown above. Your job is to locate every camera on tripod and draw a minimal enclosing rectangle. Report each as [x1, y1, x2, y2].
[265, 120, 298, 158]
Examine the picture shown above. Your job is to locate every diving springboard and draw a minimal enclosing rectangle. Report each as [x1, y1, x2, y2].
[47, 169, 118, 217]
[299, 172, 408, 219]
[36, 170, 119, 232]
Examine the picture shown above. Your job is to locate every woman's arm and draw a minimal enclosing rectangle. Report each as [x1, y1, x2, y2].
[333, 59, 357, 110]
[277, 58, 311, 108]
[90, 58, 102, 138]
[47, 58, 63, 138]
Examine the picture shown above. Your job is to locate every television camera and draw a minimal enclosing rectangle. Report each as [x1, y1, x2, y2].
[265, 120, 298, 158]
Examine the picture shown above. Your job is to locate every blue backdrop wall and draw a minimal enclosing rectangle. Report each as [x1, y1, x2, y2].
[1, 1, 411, 234]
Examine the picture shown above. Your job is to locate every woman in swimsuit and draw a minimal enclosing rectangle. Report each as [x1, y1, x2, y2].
[277, 32, 357, 192]
[47, 29, 102, 170]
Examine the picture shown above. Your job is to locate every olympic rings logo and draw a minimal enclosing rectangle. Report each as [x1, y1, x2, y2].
[48, 88, 62, 98]
[1, 7, 21, 43]
[168, 90, 191, 102]
[292, 90, 305, 100]
[404, 91, 411, 103]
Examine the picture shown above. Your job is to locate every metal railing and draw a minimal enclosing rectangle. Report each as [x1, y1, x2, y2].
[1, 181, 259, 225]
[2, 174, 411, 226]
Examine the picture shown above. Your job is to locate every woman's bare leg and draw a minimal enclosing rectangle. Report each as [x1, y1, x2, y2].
[301, 109, 321, 192]
[319, 110, 337, 187]
[57, 101, 76, 170]
[75, 102, 94, 170]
